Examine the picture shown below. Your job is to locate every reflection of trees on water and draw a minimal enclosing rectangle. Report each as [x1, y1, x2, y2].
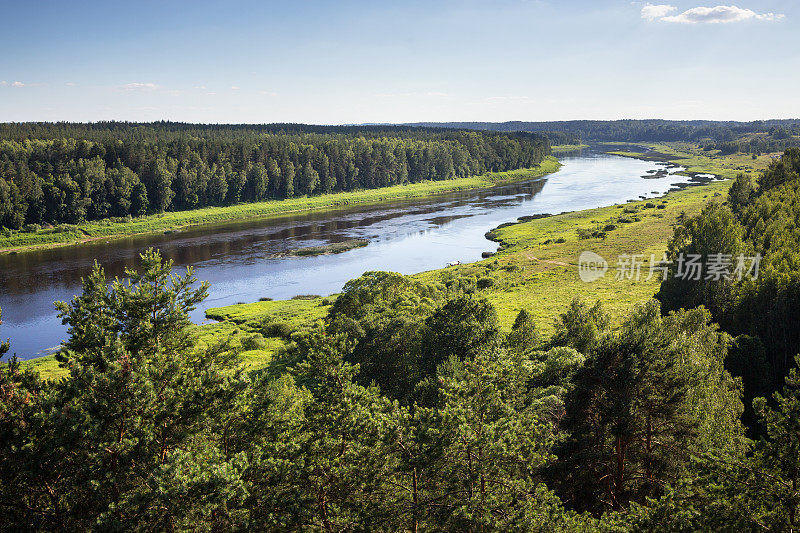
[0, 177, 548, 295]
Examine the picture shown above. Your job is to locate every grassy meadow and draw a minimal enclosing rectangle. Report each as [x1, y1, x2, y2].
[607, 141, 777, 179]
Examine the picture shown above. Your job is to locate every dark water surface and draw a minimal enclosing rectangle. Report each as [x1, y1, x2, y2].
[0, 152, 692, 359]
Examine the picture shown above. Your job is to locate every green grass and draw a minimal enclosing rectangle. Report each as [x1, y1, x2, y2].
[21, 354, 69, 381]
[416, 179, 732, 336]
[551, 144, 590, 153]
[198, 297, 332, 373]
[607, 142, 776, 180]
[286, 239, 369, 257]
[0, 158, 561, 254]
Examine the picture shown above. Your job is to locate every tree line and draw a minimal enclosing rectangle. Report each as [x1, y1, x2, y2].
[1, 251, 798, 530]
[657, 148, 800, 431]
[411, 118, 800, 143]
[0, 123, 549, 230]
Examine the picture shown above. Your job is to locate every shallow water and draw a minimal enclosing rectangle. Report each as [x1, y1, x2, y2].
[0, 152, 691, 359]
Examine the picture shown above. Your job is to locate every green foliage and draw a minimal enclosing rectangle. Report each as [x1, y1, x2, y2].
[506, 308, 539, 356]
[656, 201, 747, 319]
[0, 249, 247, 530]
[657, 149, 800, 413]
[0, 124, 549, 230]
[551, 300, 745, 514]
[551, 297, 610, 354]
[728, 172, 756, 214]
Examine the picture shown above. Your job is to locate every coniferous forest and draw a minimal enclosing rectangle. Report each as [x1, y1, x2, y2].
[2, 150, 800, 530]
[0, 123, 549, 230]
[4, 0, 800, 530]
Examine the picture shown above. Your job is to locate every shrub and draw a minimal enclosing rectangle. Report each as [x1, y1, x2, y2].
[477, 277, 495, 289]
[241, 333, 267, 350]
[262, 321, 293, 339]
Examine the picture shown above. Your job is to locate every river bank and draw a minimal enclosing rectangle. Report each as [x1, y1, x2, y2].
[603, 141, 778, 180]
[0, 158, 561, 255]
[23, 169, 732, 381]
[192, 177, 736, 379]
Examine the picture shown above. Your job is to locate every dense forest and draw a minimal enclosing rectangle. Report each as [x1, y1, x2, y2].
[2, 151, 800, 530]
[657, 147, 800, 431]
[412, 118, 800, 144]
[0, 123, 549, 230]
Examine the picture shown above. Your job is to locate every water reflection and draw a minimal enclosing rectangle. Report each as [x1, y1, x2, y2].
[0, 153, 691, 358]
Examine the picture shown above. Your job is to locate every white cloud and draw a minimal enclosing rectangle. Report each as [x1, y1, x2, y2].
[65, 82, 76, 86]
[641, 4, 677, 21]
[230, 86, 240, 90]
[120, 82, 159, 91]
[645, 5, 785, 24]
[1, 81, 27, 87]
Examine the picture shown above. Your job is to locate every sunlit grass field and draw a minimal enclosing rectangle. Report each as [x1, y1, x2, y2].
[607, 141, 777, 179]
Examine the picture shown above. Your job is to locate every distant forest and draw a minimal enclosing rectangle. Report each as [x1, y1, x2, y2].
[0, 123, 549, 230]
[410, 118, 800, 146]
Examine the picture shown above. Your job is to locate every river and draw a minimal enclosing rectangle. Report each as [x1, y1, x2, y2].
[0, 151, 696, 359]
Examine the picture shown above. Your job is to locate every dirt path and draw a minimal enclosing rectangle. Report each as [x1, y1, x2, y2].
[524, 253, 573, 267]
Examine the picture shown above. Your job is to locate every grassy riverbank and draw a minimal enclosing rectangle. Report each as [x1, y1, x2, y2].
[606, 141, 777, 179]
[0, 157, 561, 255]
[175, 177, 732, 379]
[551, 143, 590, 153]
[23, 147, 760, 381]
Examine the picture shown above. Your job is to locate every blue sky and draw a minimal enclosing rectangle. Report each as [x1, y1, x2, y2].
[0, 0, 797, 123]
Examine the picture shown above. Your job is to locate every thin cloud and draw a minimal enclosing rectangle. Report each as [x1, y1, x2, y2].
[120, 82, 159, 91]
[486, 95, 531, 102]
[641, 4, 676, 21]
[0, 81, 27, 87]
[375, 91, 449, 98]
[643, 4, 785, 24]
[230, 86, 240, 90]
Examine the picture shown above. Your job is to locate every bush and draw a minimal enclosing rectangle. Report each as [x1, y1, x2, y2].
[262, 321, 293, 339]
[477, 277, 495, 289]
[241, 333, 267, 350]
[555, 237, 566, 243]
[291, 294, 321, 300]
[656, 204, 666, 209]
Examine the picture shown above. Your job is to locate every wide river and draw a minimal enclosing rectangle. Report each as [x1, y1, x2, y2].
[1, 152, 695, 359]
